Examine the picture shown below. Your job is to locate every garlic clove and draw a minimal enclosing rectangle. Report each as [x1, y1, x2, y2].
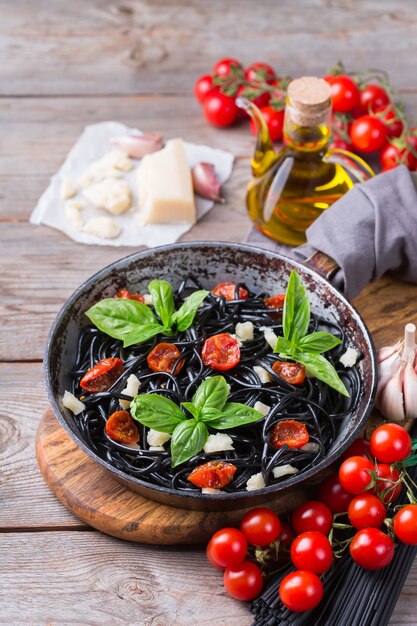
[378, 339, 403, 363]
[377, 366, 405, 422]
[376, 349, 402, 402]
[110, 133, 163, 158]
[404, 360, 417, 419]
[191, 162, 225, 203]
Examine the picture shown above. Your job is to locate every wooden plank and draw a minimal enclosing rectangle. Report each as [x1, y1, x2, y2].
[1, 0, 417, 96]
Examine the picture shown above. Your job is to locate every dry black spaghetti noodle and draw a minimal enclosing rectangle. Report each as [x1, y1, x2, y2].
[69, 275, 362, 492]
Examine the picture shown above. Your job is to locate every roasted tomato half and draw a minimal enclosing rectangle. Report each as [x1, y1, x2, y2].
[272, 361, 306, 385]
[147, 342, 184, 375]
[211, 282, 249, 301]
[116, 289, 145, 303]
[187, 461, 237, 488]
[264, 294, 286, 310]
[202, 333, 240, 371]
[80, 357, 124, 392]
[271, 420, 309, 449]
[105, 410, 140, 445]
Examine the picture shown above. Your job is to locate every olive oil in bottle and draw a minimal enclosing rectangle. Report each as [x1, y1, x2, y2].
[244, 76, 373, 246]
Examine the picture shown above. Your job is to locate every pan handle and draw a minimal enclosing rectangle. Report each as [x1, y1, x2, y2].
[303, 250, 340, 281]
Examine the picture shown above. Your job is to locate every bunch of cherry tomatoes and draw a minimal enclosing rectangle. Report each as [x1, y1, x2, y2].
[194, 59, 417, 171]
[206, 422, 417, 613]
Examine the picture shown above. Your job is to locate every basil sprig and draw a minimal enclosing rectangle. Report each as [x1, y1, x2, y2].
[86, 279, 208, 348]
[273, 270, 349, 397]
[130, 375, 263, 467]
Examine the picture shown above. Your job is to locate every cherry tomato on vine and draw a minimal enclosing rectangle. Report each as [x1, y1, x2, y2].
[377, 107, 405, 138]
[379, 143, 415, 170]
[105, 410, 140, 445]
[317, 473, 353, 513]
[240, 507, 281, 547]
[292, 500, 333, 536]
[339, 456, 374, 494]
[116, 289, 145, 303]
[347, 493, 386, 529]
[224, 560, 263, 601]
[372, 463, 402, 504]
[350, 528, 394, 570]
[341, 438, 372, 462]
[393, 505, 417, 544]
[203, 88, 239, 128]
[213, 58, 243, 77]
[201, 333, 241, 371]
[236, 84, 271, 111]
[80, 357, 124, 393]
[194, 74, 214, 103]
[330, 138, 353, 151]
[272, 363, 306, 386]
[250, 106, 284, 142]
[206, 528, 247, 569]
[324, 75, 360, 113]
[290, 531, 334, 574]
[147, 342, 184, 375]
[370, 423, 412, 463]
[279, 570, 323, 612]
[211, 281, 249, 301]
[188, 461, 237, 489]
[407, 131, 417, 155]
[245, 62, 276, 84]
[270, 419, 309, 449]
[349, 115, 387, 153]
[359, 83, 390, 114]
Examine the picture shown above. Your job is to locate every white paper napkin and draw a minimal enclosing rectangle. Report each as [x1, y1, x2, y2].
[30, 121, 235, 247]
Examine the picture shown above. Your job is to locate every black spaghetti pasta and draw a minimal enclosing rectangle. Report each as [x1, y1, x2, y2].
[68, 275, 362, 493]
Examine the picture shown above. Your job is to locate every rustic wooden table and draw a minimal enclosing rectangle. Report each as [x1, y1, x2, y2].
[2, 1, 417, 624]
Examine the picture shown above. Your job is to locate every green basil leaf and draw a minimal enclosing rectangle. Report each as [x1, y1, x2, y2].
[85, 298, 166, 347]
[298, 331, 341, 353]
[283, 271, 310, 341]
[172, 290, 209, 332]
[181, 401, 200, 419]
[192, 376, 229, 415]
[292, 351, 349, 397]
[171, 420, 208, 467]
[130, 394, 186, 434]
[148, 279, 175, 327]
[208, 402, 263, 430]
[274, 336, 292, 354]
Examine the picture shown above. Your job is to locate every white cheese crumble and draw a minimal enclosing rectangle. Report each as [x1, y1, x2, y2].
[60, 177, 76, 200]
[301, 442, 320, 453]
[202, 487, 222, 494]
[254, 401, 270, 416]
[339, 347, 360, 368]
[147, 429, 171, 447]
[253, 365, 272, 384]
[119, 374, 141, 409]
[64, 200, 84, 231]
[203, 433, 234, 453]
[272, 464, 299, 479]
[83, 178, 131, 215]
[235, 321, 254, 342]
[149, 446, 164, 452]
[260, 326, 278, 351]
[62, 390, 85, 416]
[78, 150, 133, 189]
[143, 294, 153, 306]
[246, 472, 266, 491]
[83, 216, 122, 239]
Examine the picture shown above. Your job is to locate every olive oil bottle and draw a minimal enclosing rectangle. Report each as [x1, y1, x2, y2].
[240, 77, 374, 246]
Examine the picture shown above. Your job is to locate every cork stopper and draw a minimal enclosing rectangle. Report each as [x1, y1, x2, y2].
[286, 76, 331, 126]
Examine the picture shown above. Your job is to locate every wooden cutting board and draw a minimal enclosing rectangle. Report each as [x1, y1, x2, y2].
[36, 407, 310, 545]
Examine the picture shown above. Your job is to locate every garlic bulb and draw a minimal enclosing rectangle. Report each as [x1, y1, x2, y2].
[376, 323, 417, 421]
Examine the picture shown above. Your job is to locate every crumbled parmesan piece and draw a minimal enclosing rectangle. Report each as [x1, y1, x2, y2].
[246, 472, 266, 491]
[62, 390, 85, 416]
[83, 178, 131, 215]
[254, 401, 270, 416]
[340, 347, 360, 368]
[79, 150, 133, 189]
[301, 442, 320, 453]
[235, 321, 254, 342]
[83, 216, 122, 239]
[202, 488, 222, 494]
[147, 429, 171, 447]
[143, 294, 153, 306]
[119, 374, 141, 409]
[149, 446, 165, 452]
[64, 201, 84, 231]
[272, 464, 299, 479]
[60, 177, 76, 200]
[260, 326, 278, 351]
[253, 365, 272, 384]
[203, 433, 234, 453]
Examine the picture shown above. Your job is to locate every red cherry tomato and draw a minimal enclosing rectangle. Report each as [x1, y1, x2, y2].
[264, 294, 286, 310]
[236, 84, 270, 111]
[272, 362, 306, 385]
[370, 423, 412, 463]
[359, 83, 390, 114]
[279, 570, 323, 612]
[211, 281, 249, 301]
[350, 528, 394, 570]
[348, 493, 386, 529]
[279, 522, 294, 549]
[116, 289, 145, 303]
[240, 507, 281, 547]
[290, 531, 334, 574]
[213, 58, 243, 78]
[224, 560, 263, 601]
[377, 107, 405, 138]
[203, 88, 238, 128]
[105, 410, 139, 445]
[329, 138, 353, 151]
[372, 463, 402, 504]
[292, 500, 333, 536]
[147, 342, 184, 375]
[393, 505, 417, 544]
[270, 420, 309, 449]
[250, 106, 284, 142]
[80, 357, 124, 393]
[341, 438, 372, 462]
[349, 115, 387, 153]
[202, 333, 240, 371]
[407, 131, 417, 155]
[245, 62, 276, 84]
[187, 461, 237, 489]
[206, 528, 247, 569]
[194, 74, 214, 103]
[338, 456, 374, 494]
[317, 473, 353, 514]
[206, 539, 224, 570]
[379, 143, 415, 170]
[324, 75, 360, 113]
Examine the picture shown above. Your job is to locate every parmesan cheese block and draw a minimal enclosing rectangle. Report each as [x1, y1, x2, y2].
[136, 138, 196, 224]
